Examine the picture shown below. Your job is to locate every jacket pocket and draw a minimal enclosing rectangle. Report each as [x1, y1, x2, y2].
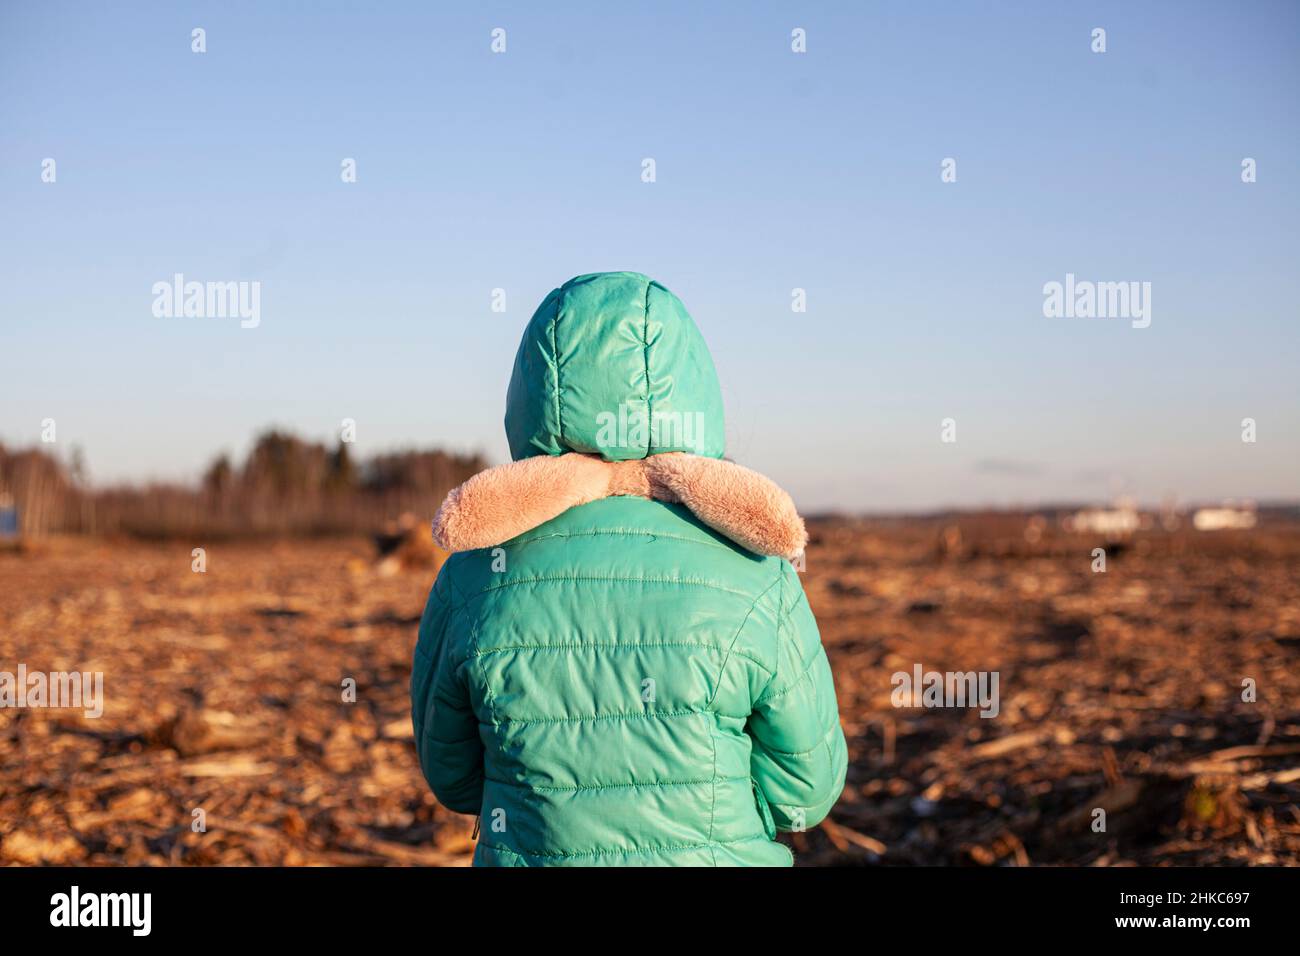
[751, 779, 777, 840]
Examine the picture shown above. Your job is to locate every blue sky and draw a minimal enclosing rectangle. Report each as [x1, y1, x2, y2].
[2, 0, 1297, 511]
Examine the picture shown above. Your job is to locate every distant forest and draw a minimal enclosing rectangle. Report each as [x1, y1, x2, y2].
[0, 431, 485, 538]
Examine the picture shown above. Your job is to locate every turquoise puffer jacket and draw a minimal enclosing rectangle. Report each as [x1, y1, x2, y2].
[411, 272, 847, 866]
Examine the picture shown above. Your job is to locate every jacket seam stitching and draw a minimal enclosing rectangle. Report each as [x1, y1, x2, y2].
[493, 708, 747, 727]
[415, 593, 458, 779]
[478, 832, 772, 862]
[707, 713, 720, 853]
[441, 570, 471, 612]
[507, 526, 742, 556]
[482, 773, 749, 793]
[777, 589, 802, 632]
[470, 574, 761, 600]
[705, 573, 780, 709]
[467, 618, 501, 735]
[552, 288, 564, 448]
[770, 738, 841, 815]
[470, 641, 772, 674]
[759, 720, 840, 758]
[642, 278, 652, 455]
[754, 649, 819, 706]
[751, 563, 789, 703]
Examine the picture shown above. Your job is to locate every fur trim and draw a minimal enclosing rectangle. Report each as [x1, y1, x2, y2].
[431, 452, 807, 561]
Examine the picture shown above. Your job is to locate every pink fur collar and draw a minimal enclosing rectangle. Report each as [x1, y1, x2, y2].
[432, 452, 807, 561]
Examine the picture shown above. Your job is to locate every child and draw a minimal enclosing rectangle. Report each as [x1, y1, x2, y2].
[411, 272, 847, 866]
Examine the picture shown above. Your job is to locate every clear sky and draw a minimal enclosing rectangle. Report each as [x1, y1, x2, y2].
[2, 1, 1297, 512]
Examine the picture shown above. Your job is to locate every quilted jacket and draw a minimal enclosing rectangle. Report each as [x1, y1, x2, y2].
[411, 272, 847, 866]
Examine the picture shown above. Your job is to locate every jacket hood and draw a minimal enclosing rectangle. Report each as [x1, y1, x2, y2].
[504, 272, 726, 462]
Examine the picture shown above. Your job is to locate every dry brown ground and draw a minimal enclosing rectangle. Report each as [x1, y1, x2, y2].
[1, 519, 1297, 866]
